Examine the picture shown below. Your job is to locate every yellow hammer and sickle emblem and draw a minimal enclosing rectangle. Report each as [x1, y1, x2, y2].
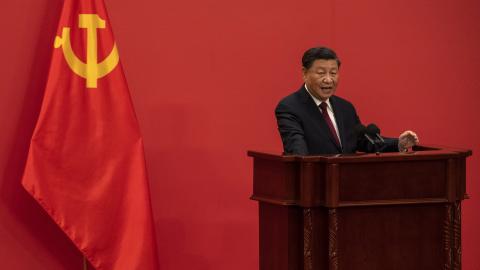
[54, 14, 119, 88]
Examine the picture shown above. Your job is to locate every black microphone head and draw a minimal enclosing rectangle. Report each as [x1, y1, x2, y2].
[366, 123, 380, 135]
[354, 124, 367, 137]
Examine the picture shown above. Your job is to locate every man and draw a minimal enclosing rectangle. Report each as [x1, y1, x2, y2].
[275, 47, 418, 155]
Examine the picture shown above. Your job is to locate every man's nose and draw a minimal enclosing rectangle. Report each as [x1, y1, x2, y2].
[323, 75, 333, 83]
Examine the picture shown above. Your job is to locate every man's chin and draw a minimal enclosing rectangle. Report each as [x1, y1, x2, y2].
[315, 92, 334, 100]
[309, 87, 334, 101]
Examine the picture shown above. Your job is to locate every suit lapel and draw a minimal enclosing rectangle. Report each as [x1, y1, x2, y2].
[299, 87, 342, 152]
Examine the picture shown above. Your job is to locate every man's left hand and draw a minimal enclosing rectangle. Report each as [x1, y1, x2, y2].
[398, 130, 419, 152]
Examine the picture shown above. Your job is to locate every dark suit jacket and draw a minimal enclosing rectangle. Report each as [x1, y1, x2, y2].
[275, 86, 398, 155]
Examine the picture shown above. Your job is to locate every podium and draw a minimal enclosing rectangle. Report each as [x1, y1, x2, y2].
[248, 146, 471, 270]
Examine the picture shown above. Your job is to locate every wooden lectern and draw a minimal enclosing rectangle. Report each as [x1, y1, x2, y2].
[248, 146, 471, 270]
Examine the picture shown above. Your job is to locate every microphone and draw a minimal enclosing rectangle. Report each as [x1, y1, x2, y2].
[366, 124, 385, 144]
[354, 124, 375, 145]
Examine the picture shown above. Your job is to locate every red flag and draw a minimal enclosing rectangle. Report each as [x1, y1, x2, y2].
[21, 1, 159, 269]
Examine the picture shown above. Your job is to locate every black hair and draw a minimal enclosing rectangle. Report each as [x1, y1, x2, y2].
[302, 47, 341, 69]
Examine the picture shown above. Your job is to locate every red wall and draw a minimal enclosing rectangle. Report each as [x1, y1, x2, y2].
[1, 0, 479, 269]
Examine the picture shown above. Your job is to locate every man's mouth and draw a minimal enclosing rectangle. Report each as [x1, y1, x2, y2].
[321, 86, 333, 90]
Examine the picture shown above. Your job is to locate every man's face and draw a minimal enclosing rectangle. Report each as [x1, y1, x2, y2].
[303, 59, 339, 101]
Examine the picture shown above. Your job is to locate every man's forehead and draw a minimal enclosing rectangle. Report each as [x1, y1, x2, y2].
[311, 59, 338, 69]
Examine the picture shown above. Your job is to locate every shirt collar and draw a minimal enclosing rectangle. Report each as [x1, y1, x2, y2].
[304, 84, 332, 110]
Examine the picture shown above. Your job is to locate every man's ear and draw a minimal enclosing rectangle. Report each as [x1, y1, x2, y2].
[302, 67, 307, 80]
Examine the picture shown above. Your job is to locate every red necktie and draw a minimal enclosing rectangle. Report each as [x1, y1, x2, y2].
[319, 102, 341, 147]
